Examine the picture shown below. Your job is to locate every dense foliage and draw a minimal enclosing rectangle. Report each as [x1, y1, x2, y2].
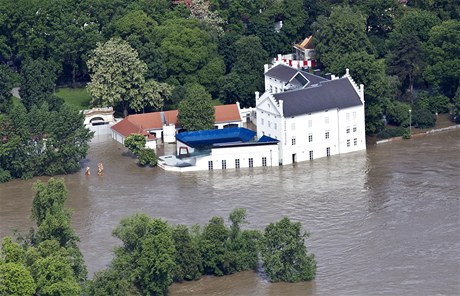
[178, 83, 215, 131]
[0, 0, 457, 134]
[1, 179, 316, 294]
[123, 133, 158, 166]
[0, 178, 86, 295]
[0, 101, 93, 181]
[260, 217, 316, 282]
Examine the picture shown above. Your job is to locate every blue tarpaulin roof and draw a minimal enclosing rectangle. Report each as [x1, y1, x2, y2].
[176, 128, 256, 147]
[258, 135, 278, 143]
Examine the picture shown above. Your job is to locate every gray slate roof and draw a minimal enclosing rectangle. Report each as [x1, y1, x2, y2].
[265, 63, 327, 86]
[273, 77, 362, 117]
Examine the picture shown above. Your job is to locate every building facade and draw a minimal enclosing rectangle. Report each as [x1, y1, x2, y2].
[256, 63, 366, 165]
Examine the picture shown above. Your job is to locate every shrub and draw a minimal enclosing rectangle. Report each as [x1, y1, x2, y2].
[137, 148, 157, 167]
[416, 91, 450, 114]
[0, 168, 11, 183]
[386, 101, 411, 126]
[412, 109, 436, 128]
[376, 126, 406, 139]
[124, 134, 146, 155]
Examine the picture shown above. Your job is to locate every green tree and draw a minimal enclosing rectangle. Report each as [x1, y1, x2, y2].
[85, 267, 138, 296]
[423, 20, 460, 99]
[453, 87, 460, 123]
[25, 240, 81, 296]
[386, 100, 411, 127]
[137, 148, 158, 167]
[19, 58, 58, 112]
[31, 178, 87, 283]
[171, 225, 203, 282]
[199, 216, 229, 276]
[124, 133, 146, 155]
[130, 80, 172, 113]
[178, 84, 215, 131]
[225, 209, 261, 274]
[0, 262, 36, 296]
[387, 34, 424, 100]
[0, 64, 14, 113]
[260, 217, 316, 282]
[112, 214, 176, 296]
[411, 108, 436, 128]
[87, 38, 147, 117]
[145, 19, 224, 93]
[313, 5, 375, 71]
[220, 36, 268, 107]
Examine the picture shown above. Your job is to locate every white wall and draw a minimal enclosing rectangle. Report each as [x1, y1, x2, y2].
[192, 144, 279, 171]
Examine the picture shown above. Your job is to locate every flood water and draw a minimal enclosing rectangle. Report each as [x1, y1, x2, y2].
[1, 130, 459, 295]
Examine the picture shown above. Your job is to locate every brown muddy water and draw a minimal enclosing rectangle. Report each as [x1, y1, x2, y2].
[1, 130, 459, 295]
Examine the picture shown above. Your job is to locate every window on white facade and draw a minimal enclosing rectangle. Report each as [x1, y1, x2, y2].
[353, 112, 357, 120]
[235, 159, 240, 168]
[354, 138, 357, 146]
[347, 139, 350, 147]
[208, 161, 213, 170]
[291, 123, 296, 130]
[346, 113, 350, 122]
[268, 121, 271, 128]
[275, 87, 278, 93]
[270, 85, 273, 93]
[308, 134, 313, 142]
[346, 127, 350, 134]
[274, 123, 277, 130]
[308, 120, 312, 128]
[292, 137, 296, 145]
[326, 147, 330, 156]
[261, 118, 264, 125]
[325, 116, 329, 124]
[222, 160, 226, 170]
[309, 150, 313, 160]
[249, 158, 254, 168]
[262, 157, 267, 167]
[353, 125, 357, 132]
[325, 131, 329, 139]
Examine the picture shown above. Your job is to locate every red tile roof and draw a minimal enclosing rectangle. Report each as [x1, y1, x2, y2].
[111, 104, 241, 138]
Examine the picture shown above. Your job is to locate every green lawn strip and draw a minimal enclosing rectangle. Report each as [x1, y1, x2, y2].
[55, 87, 91, 109]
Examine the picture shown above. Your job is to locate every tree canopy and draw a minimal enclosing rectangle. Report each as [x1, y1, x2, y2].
[178, 83, 215, 131]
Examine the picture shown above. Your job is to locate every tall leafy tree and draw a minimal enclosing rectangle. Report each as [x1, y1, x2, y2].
[130, 79, 173, 113]
[0, 261, 36, 296]
[387, 34, 424, 100]
[31, 178, 87, 283]
[0, 64, 14, 114]
[260, 217, 316, 282]
[172, 225, 203, 282]
[220, 35, 268, 107]
[86, 38, 147, 117]
[19, 58, 58, 111]
[423, 20, 460, 99]
[313, 5, 375, 71]
[178, 83, 215, 131]
[112, 214, 176, 296]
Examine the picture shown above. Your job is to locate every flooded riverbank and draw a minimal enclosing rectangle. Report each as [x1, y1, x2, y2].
[1, 130, 459, 295]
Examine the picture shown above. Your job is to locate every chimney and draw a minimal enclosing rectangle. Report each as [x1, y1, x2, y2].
[346, 68, 350, 76]
[331, 74, 336, 80]
[314, 69, 321, 76]
[264, 64, 269, 73]
[277, 54, 282, 61]
[255, 91, 260, 100]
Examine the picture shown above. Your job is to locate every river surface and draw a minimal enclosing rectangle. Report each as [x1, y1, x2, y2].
[1, 130, 459, 295]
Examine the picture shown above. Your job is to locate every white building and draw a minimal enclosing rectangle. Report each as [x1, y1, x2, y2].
[257, 63, 366, 165]
[158, 128, 279, 172]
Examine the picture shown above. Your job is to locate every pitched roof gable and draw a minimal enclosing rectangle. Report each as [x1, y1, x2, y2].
[265, 64, 326, 86]
[273, 77, 362, 117]
[111, 104, 241, 137]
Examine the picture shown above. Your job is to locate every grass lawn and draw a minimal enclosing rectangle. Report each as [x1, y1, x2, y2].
[55, 87, 91, 110]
